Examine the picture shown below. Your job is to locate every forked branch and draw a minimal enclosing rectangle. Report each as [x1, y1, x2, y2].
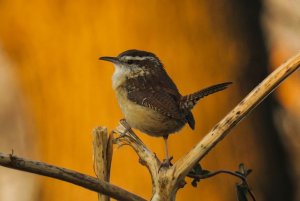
[113, 121, 161, 188]
[113, 52, 300, 201]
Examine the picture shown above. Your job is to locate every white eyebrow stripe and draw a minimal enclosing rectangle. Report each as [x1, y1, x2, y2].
[122, 56, 155, 61]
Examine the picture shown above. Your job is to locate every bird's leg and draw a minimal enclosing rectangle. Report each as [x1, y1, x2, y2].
[160, 135, 173, 169]
[164, 135, 169, 161]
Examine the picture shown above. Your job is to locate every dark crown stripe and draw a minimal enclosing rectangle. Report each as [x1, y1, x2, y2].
[118, 49, 158, 59]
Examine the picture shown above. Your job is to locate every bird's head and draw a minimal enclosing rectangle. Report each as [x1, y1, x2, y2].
[99, 49, 163, 72]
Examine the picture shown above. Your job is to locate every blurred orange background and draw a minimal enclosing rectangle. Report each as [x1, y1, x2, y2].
[0, 1, 299, 201]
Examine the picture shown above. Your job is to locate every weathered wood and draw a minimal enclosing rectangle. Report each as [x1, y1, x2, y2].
[114, 122, 177, 201]
[0, 152, 146, 201]
[93, 127, 113, 201]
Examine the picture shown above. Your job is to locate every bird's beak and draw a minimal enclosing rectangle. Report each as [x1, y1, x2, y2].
[99, 56, 120, 64]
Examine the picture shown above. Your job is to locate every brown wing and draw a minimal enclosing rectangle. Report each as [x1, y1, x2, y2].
[127, 90, 182, 119]
[125, 69, 183, 120]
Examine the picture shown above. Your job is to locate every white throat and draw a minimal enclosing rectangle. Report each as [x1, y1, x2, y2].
[112, 64, 130, 89]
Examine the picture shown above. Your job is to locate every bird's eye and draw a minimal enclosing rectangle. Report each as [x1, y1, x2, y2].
[127, 60, 133, 65]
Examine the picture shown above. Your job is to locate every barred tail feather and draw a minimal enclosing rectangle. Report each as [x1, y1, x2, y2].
[180, 82, 232, 111]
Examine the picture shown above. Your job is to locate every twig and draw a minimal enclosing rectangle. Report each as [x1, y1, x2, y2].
[245, 182, 256, 201]
[187, 170, 245, 180]
[173, 52, 300, 182]
[0, 152, 146, 201]
[187, 170, 256, 201]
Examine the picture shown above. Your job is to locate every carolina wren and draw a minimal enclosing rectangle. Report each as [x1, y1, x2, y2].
[100, 49, 231, 166]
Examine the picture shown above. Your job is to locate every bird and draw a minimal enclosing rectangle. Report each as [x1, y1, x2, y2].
[99, 49, 232, 167]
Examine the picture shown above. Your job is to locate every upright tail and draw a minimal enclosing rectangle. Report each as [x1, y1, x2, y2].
[180, 82, 232, 111]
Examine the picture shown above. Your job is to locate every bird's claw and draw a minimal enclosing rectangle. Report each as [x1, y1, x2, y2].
[159, 156, 173, 171]
[119, 119, 133, 136]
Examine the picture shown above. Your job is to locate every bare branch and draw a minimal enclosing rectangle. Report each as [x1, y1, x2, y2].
[114, 121, 180, 201]
[114, 120, 161, 184]
[0, 152, 146, 201]
[174, 52, 300, 181]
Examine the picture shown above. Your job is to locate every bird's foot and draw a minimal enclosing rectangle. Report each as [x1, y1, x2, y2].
[159, 156, 173, 171]
[119, 119, 133, 136]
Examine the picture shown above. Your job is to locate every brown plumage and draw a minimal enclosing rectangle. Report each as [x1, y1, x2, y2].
[99, 49, 232, 166]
